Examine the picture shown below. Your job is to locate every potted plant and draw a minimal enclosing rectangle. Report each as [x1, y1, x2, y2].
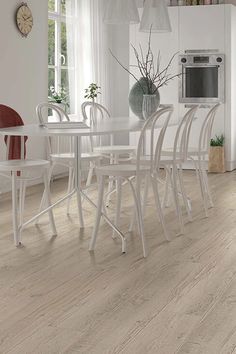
[110, 29, 181, 119]
[48, 85, 68, 112]
[84, 83, 101, 103]
[84, 83, 101, 124]
[208, 134, 225, 173]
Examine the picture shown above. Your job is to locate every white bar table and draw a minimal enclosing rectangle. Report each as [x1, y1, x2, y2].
[0, 117, 145, 250]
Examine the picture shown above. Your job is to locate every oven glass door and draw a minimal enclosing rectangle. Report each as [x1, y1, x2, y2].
[185, 66, 218, 98]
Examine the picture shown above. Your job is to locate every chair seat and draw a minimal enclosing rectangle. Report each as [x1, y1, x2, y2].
[94, 145, 136, 155]
[50, 152, 101, 162]
[0, 159, 50, 172]
[96, 164, 150, 177]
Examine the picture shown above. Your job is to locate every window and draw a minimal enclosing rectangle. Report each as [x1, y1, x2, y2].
[48, 0, 76, 113]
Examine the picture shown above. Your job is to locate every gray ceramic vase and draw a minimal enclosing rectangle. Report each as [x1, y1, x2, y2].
[129, 78, 160, 120]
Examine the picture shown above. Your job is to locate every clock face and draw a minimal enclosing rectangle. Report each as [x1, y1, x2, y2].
[16, 3, 33, 37]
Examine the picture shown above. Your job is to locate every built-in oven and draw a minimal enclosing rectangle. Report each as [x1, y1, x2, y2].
[179, 52, 225, 104]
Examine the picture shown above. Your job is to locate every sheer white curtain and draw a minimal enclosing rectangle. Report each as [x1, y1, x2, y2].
[67, 0, 109, 116]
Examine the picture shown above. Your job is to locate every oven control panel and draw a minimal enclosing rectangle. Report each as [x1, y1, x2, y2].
[179, 54, 225, 66]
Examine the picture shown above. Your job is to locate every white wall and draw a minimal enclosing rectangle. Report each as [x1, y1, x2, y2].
[0, 0, 48, 192]
[107, 26, 130, 144]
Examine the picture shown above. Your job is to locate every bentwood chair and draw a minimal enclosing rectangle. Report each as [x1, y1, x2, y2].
[89, 106, 173, 258]
[187, 104, 220, 216]
[131, 106, 198, 236]
[161, 104, 220, 222]
[81, 101, 137, 206]
[36, 102, 101, 215]
[160, 106, 199, 234]
[0, 104, 57, 245]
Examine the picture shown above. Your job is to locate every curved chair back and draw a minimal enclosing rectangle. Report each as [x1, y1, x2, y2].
[173, 106, 199, 163]
[81, 101, 111, 150]
[36, 102, 71, 157]
[81, 101, 110, 125]
[36, 102, 70, 125]
[136, 106, 174, 175]
[0, 104, 27, 160]
[198, 104, 221, 160]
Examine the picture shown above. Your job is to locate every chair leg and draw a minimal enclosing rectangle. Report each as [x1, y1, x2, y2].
[128, 208, 136, 233]
[162, 167, 171, 209]
[199, 168, 210, 217]
[35, 163, 54, 224]
[86, 161, 94, 187]
[128, 177, 147, 258]
[66, 166, 74, 215]
[43, 170, 57, 236]
[89, 175, 105, 251]
[105, 153, 117, 207]
[194, 160, 209, 217]
[11, 172, 20, 246]
[142, 174, 150, 217]
[178, 165, 193, 222]
[105, 177, 115, 207]
[202, 168, 214, 208]
[171, 165, 184, 235]
[19, 179, 26, 228]
[76, 184, 84, 228]
[151, 175, 170, 242]
[129, 173, 147, 233]
[112, 177, 122, 239]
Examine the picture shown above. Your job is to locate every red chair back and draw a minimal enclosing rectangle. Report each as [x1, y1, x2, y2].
[0, 104, 27, 160]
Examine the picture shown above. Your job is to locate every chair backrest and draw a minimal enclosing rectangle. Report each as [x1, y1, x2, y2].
[0, 104, 27, 160]
[36, 102, 71, 156]
[81, 101, 110, 125]
[198, 104, 221, 159]
[136, 106, 174, 175]
[81, 101, 111, 150]
[36, 102, 70, 125]
[173, 106, 199, 163]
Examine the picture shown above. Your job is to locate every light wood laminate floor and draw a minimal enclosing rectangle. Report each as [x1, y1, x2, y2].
[1, 171, 236, 354]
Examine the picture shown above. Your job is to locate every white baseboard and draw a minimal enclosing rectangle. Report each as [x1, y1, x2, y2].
[181, 159, 236, 172]
[225, 160, 236, 171]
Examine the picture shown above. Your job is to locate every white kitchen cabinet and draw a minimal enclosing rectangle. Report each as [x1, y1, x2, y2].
[179, 5, 225, 51]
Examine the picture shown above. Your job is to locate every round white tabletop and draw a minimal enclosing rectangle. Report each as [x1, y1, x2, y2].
[0, 117, 145, 137]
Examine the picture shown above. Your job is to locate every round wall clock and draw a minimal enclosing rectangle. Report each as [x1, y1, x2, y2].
[16, 3, 33, 37]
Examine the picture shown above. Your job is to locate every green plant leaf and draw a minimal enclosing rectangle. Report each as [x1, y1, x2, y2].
[210, 134, 224, 146]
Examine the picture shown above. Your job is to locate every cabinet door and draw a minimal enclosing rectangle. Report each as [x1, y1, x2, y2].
[179, 5, 225, 51]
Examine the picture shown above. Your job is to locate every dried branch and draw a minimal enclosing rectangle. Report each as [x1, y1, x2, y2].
[109, 49, 145, 94]
[109, 28, 181, 95]
[131, 44, 146, 79]
[153, 73, 182, 93]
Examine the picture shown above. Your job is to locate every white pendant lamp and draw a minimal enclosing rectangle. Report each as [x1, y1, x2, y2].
[139, 0, 172, 33]
[103, 0, 140, 25]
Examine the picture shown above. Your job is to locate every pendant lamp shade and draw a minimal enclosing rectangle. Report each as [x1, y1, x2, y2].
[140, 0, 172, 33]
[103, 0, 140, 25]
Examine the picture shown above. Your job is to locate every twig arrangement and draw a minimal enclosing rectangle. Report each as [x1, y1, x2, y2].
[110, 29, 181, 94]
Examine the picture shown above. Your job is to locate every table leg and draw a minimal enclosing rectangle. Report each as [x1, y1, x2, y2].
[74, 136, 84, 228]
